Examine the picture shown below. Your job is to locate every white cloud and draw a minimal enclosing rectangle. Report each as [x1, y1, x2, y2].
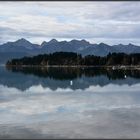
[0, 2, 140, 44]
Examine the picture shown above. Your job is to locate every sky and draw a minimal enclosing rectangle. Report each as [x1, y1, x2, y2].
[0, 2, 140, 45]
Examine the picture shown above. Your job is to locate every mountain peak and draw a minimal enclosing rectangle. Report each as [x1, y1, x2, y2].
[70, 39, 79, 43]
[14, 38, 33, 46]
[128, 43, 135, 46]
[41, 41, 47, 46]
[15, 38, 30, 43]
[99, 42, 109, 46]
[81, 39, 88, 42]
[118, 43, 123, 46]
[70, 39, 89, 44]
[81, 39, 90, 44]
[13, 38, 34, 49]
[48, 39, 58, 44]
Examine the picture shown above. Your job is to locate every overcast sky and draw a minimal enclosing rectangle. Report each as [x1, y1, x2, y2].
[0, 2, 140, 45]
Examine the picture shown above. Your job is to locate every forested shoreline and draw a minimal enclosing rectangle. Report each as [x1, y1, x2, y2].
[6, 52, 140, 67]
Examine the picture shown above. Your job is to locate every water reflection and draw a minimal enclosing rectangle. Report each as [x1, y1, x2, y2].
[0, 82, 140, 138]
[0, 66, 140, 138]
[6, 66, 140, 80]
[2, 66, 140, 90]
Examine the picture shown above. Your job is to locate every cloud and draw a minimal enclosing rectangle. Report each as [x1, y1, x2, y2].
[0, 2, 140, 45]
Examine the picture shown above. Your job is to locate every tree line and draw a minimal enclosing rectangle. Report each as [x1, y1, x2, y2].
[6, 52, 140, 66]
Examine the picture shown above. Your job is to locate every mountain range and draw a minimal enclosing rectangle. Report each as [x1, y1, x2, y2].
[0, 38, 140, 64]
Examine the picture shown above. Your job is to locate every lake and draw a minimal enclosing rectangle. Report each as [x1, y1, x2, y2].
[0, 66, 140, 138]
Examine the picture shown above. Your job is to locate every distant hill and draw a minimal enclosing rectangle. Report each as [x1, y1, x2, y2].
[1, 38, 140, 64]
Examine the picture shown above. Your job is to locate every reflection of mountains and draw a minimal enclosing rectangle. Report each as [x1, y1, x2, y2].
[1, 66, 140, 90]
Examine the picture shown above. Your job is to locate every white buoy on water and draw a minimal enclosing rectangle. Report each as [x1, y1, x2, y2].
[70, 80, 73, 86]
[125, 75, 127, 78]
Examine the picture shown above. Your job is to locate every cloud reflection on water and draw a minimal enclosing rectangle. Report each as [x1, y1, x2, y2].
[0, 83, 140, 119]
[0, 75, 140, 138]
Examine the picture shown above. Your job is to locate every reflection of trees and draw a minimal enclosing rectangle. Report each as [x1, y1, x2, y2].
[6, 66, 140, 80]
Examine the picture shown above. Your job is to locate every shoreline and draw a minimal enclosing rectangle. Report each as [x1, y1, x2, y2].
[6, 65, 140, 70]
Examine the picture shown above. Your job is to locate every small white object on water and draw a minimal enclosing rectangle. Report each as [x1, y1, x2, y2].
[70, 80, 73, 86]
[125, 75, 127, 78]
[112, 66, 115, 70]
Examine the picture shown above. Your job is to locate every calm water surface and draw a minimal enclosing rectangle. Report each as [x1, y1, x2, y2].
[0, 66, 140, 138]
